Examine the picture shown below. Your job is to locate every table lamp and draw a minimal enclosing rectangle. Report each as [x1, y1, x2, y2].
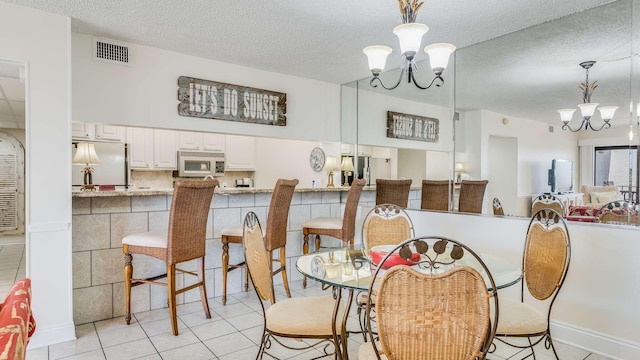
[323, 156, 340, 188]
[455, 162, 464, 184]
[73, 142, 101, 191]
[341, 156, 355, 187]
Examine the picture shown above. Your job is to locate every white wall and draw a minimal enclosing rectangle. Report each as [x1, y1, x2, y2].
[72, 33, 341, 143]
[0, 2, 75, 347]
[407, 209, 640, 360]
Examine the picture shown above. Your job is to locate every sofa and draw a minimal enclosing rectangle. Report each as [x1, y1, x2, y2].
[0, 278, 36, 360]
[568, 185, 623, 217]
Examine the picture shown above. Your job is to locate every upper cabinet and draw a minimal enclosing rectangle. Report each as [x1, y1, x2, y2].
[72, 123, 125, 142]
[225, 135, 255, 170]
[127, 128, 177, 170]
[177, 131, 225, 152]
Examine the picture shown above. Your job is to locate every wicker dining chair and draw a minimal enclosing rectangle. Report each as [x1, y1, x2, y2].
[493, 208, 571, 360]
[493, 197, 504, 216]
[301, 178, 366, 288]
[122, 179, 218, 336]
[243, 212, 342, 359]
[531, 194, 565, 217]
[421, 179, 451, 211]
[219, 178, 298, 304]
[358, 236, 499, 360]
[458, 180, 488, 214]
[357, 204, 415, 339]
[594, 201, 639, 225]
[375, 179, 413, 208]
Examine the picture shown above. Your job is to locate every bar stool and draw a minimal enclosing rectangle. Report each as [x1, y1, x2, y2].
[421, 179, 452, 211]
[301, 178, 366, 288]
[122, 179, 218, 336]
[220, 178, 298, 304]
[375, 179, 412, 208]
[458, 179, 489, 214]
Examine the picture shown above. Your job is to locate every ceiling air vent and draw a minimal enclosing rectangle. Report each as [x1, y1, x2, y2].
[93, 38, 132, 65]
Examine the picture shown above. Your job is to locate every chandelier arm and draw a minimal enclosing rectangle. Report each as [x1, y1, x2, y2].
[410, 70, 444, 90]
[587, 119, 612, 131]
[561, 121, 584, 133]
[369, 68, 405, 90]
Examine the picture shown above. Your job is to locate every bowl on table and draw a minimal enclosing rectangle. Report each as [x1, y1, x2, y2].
[369, 245, 421, 269]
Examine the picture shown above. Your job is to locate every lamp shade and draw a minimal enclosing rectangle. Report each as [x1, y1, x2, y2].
[598, 106, 618, 120]
[393, 23, 429, 59]
[323, 156, 340, 172]
[363, 45, 392, 74]
[578, 103, 598, 118]
[455, 162, 464, 172]
[424, 43, 456, 75]
[558, 109, 576, 123]
[73, 142, 101, 165]
[341, 157, 355, 172]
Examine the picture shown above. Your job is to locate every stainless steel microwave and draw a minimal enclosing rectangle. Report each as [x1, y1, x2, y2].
[177, 151, 225, 177]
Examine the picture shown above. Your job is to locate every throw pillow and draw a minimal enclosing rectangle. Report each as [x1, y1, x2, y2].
[590, 191, 622, 204]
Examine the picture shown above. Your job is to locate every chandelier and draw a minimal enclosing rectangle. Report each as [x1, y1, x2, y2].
[362, 0, 456, 90]
[557, 61, 618, 132]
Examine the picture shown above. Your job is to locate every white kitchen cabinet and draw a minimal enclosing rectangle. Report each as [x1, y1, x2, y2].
[357, 145, 372, 157]
[202, 133, 225, 152]
[225, 135, 255, 170]
[341, 143, 354, 155]
[72, 122, 93, 140]
[127, 128, 177, 169]
[371, 146, 391, 159]
[177, 131, 202, 151]
[94, 124, 125, 142]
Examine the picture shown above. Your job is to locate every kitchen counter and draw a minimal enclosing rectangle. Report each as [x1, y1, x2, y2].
[71, 186, 376, 197]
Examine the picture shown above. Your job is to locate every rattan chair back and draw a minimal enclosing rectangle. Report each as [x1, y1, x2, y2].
[361, 204, 414, 252]
[421, 179, 451, 211]
[340, 178, 366, 242]
[493, 197, 504, 216]
[243, 212, 275, 305]
[166, 179, 218, 264]
[458, 180, 488, 214]
[365, 236, 499, 360]
[524, 209, 570, 301]
[595, 201, 639, 225]
[375, 179, 412, 208]
[263, 178, 299, 251]
[531, 194, 564, 217]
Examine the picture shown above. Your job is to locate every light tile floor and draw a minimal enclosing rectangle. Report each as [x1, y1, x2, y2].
[22, 279, 613, 360]
[0, 242, 26, 303]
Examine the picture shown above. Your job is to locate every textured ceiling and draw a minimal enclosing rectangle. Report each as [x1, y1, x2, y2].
[0, 0, 628, 128]
[0, 62, 25, 129]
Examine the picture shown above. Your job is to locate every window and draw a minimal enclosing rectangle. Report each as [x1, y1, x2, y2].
[594, 146, 639, 203]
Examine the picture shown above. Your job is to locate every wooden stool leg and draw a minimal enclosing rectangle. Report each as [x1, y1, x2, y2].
[315, 235, 321, 253]
[302, 232, 309, 288]
[279, 247, 291, 298]
[167, 264, 178, 336]
[198, 257, 211, 319]
[123, 250, 133, 325]
[221, 236, 229, 305]
[244, 266, 249, 292]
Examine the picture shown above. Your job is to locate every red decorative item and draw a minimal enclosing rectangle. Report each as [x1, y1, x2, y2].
[370, 245, 421, 269]
[0, 278, 36, 360]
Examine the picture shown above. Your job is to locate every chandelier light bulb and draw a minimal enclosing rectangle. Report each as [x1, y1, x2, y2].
[424, 43, 456, 75]
[363, 46, 393, 75]
[598, 106, 618, 121]
[393, 23, 429, 60]
[558, 109, 576, 124]
[578, 103, 598, 118]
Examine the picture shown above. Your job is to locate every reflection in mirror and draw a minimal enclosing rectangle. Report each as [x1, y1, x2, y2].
[0, 59, 27, 291]
[454, 0, 637, 225]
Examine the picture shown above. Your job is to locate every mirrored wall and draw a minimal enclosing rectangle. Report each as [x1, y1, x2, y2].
[344, 0, 640, 227]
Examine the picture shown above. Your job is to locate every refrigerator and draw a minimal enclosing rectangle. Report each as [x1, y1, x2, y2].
[72, 141, 128, 187]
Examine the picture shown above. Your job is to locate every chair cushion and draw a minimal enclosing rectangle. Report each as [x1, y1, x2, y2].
[220, 225, 242, 237]
[302, 217, 342, 229]
[358, 341, 387, 360]
[496, 298, 547, 335]
[122, 230, 167, 248]
[266, 296, 343, 336]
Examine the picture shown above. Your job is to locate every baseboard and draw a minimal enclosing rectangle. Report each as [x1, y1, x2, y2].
[27, 322, 76, 349]
[551, 320, 640, 360]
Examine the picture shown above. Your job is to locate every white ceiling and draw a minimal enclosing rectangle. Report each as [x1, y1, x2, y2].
[0, 62, 25, 129]
[0, 0, 629, 128]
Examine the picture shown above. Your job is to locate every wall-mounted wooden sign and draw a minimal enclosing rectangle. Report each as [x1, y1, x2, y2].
[178, 76, 286, 126]
[387, 111, 439, 142]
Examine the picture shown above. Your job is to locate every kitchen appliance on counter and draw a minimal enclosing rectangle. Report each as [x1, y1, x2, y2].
[235, 178, 252, 187]
[177, 151, 225, 178]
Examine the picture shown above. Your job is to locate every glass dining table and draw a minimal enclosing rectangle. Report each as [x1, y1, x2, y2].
[296, 247, 522, 360]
